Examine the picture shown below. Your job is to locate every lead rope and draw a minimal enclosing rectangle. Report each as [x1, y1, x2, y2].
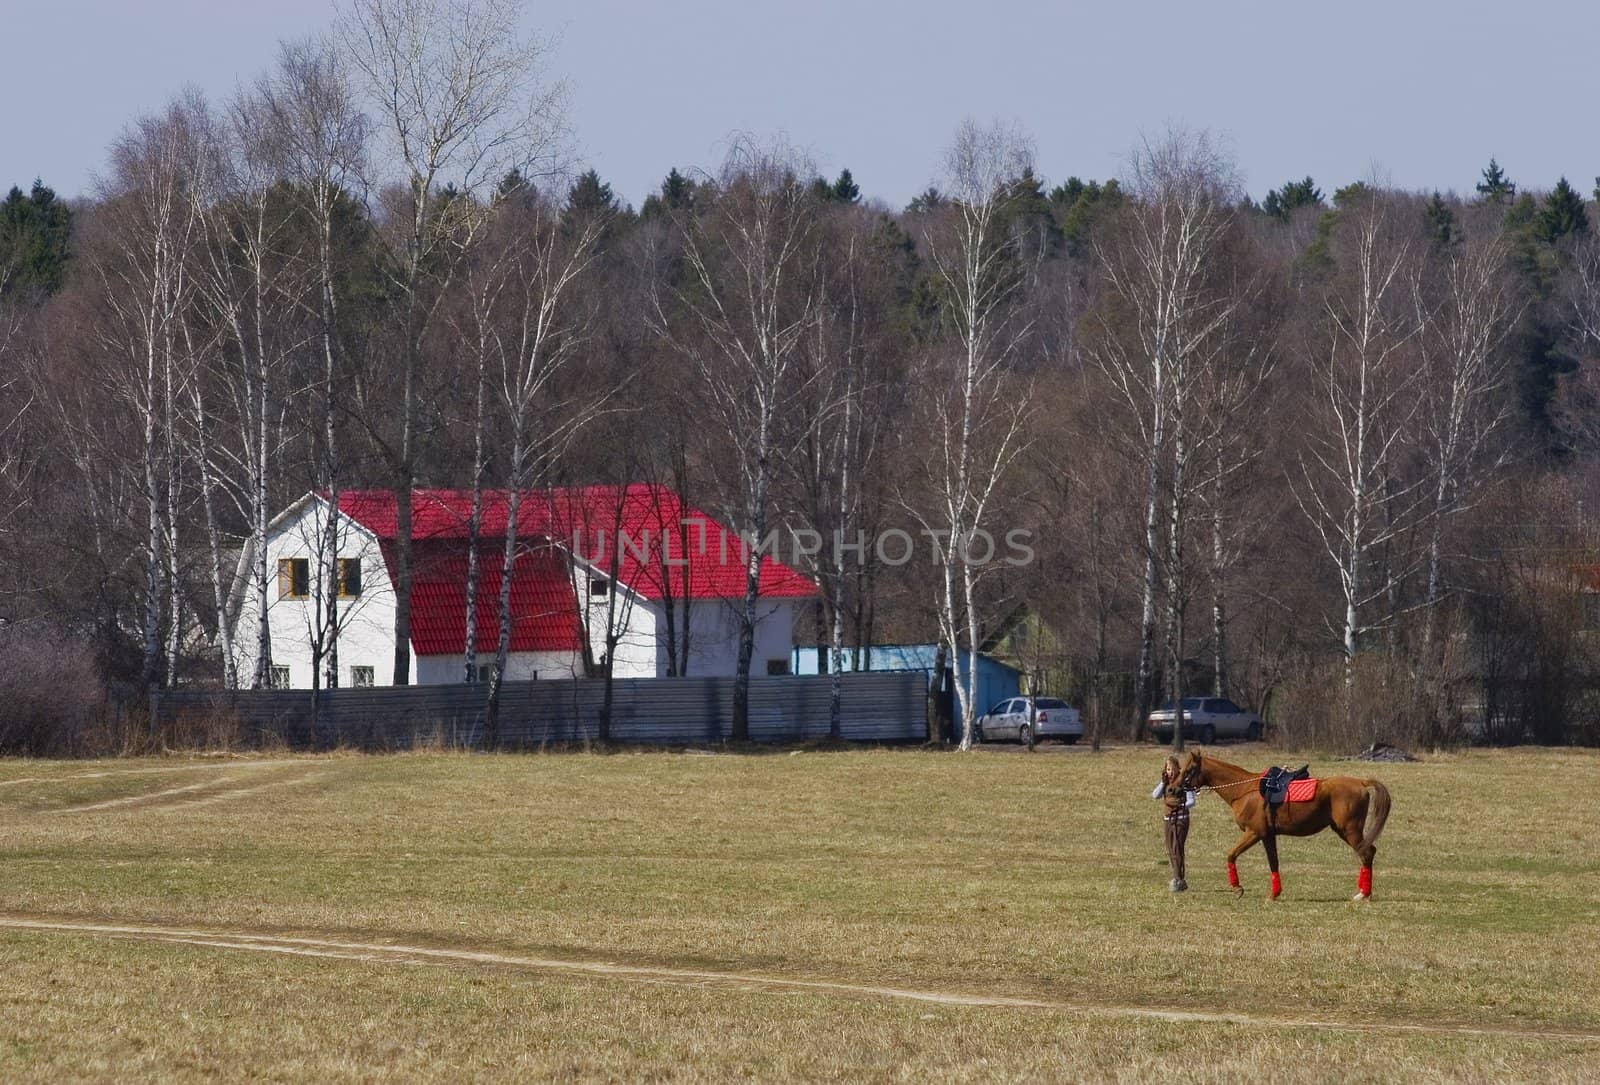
[1192, 775, 1261, 794]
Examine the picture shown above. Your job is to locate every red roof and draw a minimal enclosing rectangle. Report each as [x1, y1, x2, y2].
[405, 541, 581, 655]
[337, 485, 817, 602]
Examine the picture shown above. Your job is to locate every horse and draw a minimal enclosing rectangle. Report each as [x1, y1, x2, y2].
[1172, 750, 1392, 901]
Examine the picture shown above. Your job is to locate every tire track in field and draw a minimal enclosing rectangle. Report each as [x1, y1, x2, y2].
[0, 915, 1595, 1045]
[0, 760, 309, 791]
[43, 768, 332, 815]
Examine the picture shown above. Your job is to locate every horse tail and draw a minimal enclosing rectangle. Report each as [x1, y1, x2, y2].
[1361, 779, 1391, 849]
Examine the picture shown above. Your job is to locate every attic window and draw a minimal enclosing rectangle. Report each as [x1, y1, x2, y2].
[277, 558, 310, 599]
[338, 558, 363, 598]
[588, 577, 609, 598]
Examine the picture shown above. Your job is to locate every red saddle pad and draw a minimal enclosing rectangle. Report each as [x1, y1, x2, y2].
[1286, 778, 1318, 803]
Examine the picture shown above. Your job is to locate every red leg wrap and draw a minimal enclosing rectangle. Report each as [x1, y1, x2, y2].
[1270, 871, 1282, 898]
[1227, 862, 1240, 888]
[1358, 867, 1372, 897]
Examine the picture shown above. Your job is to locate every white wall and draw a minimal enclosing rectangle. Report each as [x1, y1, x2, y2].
[229, 495, 805, 687]
[229, 498, 396, 690]
[415, 650, 582, 684]
[652, 599, 798, 677]
[569, 561, 658, 679]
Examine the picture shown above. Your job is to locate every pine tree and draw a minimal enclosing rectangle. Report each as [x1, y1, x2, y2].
[1262, 176, 1323, 221]
[565, 169, 619, 217]
[1476, 158, 1515, 204]
[1048, 177, 1086, 207]
[831, 168, 860, 204]
[906, 186, 946, 214]
[0, 179, 73, 298]
[1423, 191, 1457, 249]
[1536, 177, 1589, 244]
[640, 168, 697, 219]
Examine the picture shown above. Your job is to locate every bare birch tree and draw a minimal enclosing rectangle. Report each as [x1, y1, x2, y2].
[910, 119, 1036, 749]
[1088, 127, 1241, 745]
[92, 94, 211, 702]
[479, 196, 604, 742]
[1415, 226, 1517, 655]
[190, 89, 315, 691]
[337, 0, 567, 685]
[1294, 188, 1425, 679]
[255, 38, 369, 691]
[652, 136, 822, 743]
[784, 208, 904, 737]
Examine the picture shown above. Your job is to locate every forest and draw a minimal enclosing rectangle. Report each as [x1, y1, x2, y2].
[4, 0, 1600, 753]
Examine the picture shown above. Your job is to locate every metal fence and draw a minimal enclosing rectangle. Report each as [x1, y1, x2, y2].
[157, 672, 929, 750]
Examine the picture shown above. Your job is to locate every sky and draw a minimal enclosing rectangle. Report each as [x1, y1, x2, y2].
[4, 0, 1597, 210]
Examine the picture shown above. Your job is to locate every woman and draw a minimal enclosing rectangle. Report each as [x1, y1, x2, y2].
[1152, 755, 1195, 892]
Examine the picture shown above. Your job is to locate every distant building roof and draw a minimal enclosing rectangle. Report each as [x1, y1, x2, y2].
[328, 486, 815, 657]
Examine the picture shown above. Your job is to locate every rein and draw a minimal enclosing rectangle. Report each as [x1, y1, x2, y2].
[1192, 774, 1261, 795]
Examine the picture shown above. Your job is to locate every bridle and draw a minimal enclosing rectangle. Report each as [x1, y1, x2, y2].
[1179, 755, 1261, 796]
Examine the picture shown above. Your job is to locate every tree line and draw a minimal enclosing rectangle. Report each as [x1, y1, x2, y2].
[5, 0, 1600, 752]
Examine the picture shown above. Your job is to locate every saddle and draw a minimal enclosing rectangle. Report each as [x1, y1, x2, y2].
[1259, 764, 1312, 807]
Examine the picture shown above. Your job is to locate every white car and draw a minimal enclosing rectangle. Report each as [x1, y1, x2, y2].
[976, 696, 1083, 746]
[1147, 697, 1265, 744]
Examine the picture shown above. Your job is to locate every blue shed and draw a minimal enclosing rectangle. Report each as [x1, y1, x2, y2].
[791, 643, 1021, 720]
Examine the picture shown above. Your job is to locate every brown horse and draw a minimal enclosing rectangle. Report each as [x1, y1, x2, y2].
[1173, 750, 1392, 900]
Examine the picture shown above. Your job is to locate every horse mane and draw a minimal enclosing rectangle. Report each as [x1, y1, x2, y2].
[1192, 752, 1257, 781]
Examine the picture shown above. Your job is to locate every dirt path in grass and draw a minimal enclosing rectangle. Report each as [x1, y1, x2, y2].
[42, 768, 332, 815]
[0, 759, 311, 791]
[0, 914, 1594, 1045]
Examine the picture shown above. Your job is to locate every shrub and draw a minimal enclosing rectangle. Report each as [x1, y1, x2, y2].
[0, 623, 107, 755]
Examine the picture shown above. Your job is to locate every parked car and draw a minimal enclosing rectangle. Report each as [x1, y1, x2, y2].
[976, 696, 1083, 746]
[1147, 697, 1264, 744]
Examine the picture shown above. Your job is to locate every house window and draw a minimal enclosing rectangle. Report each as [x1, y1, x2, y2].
[270, 665, 291, 689]
[766, 659, 791, 676]
[350, 666, 374, 688]
[476, 664, 491, 683]
[277, 558, 310, 599]
[589, 577, 609, 598]
[338, 558, 363, 598]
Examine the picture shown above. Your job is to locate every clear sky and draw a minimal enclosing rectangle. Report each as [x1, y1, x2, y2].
[4, 0, 1596, 210]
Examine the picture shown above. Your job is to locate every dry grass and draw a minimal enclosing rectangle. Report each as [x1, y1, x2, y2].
[1, 744, 1597, 1081]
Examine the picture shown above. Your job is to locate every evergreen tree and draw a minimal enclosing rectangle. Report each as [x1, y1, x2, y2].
[1475, 158, 1515, 204]
[906, 186, 946, 214]
[497, 167, 531, 200]
[1332, 181, 1371, 209]
[1262, 176, 1323, 221]
[831, 168, 860, 204]
[566, 169, 620, 217]
[1004, 167, 1051, 219]
[1423, 191, 1458, 249]
[1048, 177, 1086, 207]
[640, 167, 698, 219]
[0, 179, 73, 298]
[1056, 178, 1122, 257]
[1536, 177, 1589, 244]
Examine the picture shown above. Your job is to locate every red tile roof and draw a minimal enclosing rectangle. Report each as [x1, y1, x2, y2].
[338, 485, 817, 603]
[404, 541, 581, 655]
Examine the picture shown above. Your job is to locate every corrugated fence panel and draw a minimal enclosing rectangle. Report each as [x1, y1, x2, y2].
[157, 672, 927, 750]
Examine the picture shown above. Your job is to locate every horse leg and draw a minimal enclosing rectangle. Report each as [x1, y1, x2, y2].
[1225, 830, 1259, 897]
[1263, 833, 1282, 899]
[1338, 817, 1376, 901]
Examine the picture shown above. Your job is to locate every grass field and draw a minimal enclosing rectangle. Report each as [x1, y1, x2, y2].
[1, 743, 1598, 1082]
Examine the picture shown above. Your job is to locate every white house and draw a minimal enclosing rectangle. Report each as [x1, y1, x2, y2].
[225, 486, 815, 689]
